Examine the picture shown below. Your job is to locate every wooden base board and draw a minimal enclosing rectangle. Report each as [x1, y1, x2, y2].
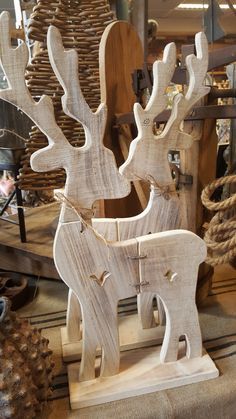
[61, 311, 165, 362]
[68, 344, 219, 410]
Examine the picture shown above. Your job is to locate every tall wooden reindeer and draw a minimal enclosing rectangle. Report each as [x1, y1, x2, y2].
[0, 12, 207, 382]
[46, 24, 210, 344]
[0, 11, 128, 345]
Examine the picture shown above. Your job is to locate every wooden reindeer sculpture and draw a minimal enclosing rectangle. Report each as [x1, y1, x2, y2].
[45, 24, 210, 352]
[0, 13, 214, 388]
[119, 31, 210, 329]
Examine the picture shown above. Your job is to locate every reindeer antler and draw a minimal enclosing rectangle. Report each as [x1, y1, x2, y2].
[132, 42, 176, 135]
[120, 32, 209, 184]
[0, 12, 130, 217]
[47, 25, 106, 141]
[160, 32, 210, 146]
[0, 12, 70, 173]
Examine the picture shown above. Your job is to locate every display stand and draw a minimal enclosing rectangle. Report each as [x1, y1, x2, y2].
[68, 346, 218, 409]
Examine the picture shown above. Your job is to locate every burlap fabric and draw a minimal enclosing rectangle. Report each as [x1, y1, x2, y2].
[18, 265, 236, 419]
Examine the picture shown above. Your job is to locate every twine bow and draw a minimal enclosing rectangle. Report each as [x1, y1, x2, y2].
[134, 173, 176, 200]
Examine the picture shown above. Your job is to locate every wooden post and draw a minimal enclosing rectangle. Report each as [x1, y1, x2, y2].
[130, 0, 148, 61]
[114, 0, 129, 20]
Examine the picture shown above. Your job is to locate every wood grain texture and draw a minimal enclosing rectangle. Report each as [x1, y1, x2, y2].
[197, 110, 218, 235]
[119, 32, 210, 329]
[0, 14, 216, 397]
[62, 22, 146, 344]
[55, 221, 206, 381]
[63, 186, 182, 361]
[93, 186, 181, 240]
[179, 121, 203, 232]
[37, 24, 210, 353]
[0, 13, 130, 225]
[119, 32, 209, 185]
[61, 310, 164, 362]
[68, 345, 218, 410]
[66, 289, 82, 343]
[99, 20, 144, 218]
[99, 21, 143, 148]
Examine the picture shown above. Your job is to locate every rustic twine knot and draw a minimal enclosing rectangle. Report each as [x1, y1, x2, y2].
[201, 175, 236, 267]
[55, 192, 110, 248]
[133, 173, 176, 200]
[55, 192, 94, 228]
[145, 174, 176, 200]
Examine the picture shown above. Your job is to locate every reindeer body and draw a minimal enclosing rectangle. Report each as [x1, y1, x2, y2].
[55, 218, 206, 380]
[119, 31, 209, 329]
[65, 186, 181, 340]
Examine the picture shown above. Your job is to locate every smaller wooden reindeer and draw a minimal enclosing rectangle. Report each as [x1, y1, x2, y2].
[119, 31, 210, 329]
[0, 12, 209, 384]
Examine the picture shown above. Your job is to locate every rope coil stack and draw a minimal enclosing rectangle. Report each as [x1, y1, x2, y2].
[19, 0, 114, 190]
[201, 175, 236, 266]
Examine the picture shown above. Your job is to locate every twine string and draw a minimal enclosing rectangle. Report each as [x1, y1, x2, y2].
[55, 192, 94, 226]
[55, 192, 110, 252]
[135, 173, 176, 200]
[0, 129, 28, 142]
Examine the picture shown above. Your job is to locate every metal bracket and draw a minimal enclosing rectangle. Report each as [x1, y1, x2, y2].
[170, 163, 193, 188]
[127, 254, 147, 260]
[130, 280, 150, 294]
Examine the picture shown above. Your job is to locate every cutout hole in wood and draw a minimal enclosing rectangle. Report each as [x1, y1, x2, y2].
[164, 270, 178, 282]
[178, 335, 187, 360]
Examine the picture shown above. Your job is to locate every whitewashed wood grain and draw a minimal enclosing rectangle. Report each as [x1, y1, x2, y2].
[55, 221, 206, 380]
[63, 184, 181, 361]
[0, 13, 213, 393]
[119, 32, 209, 328]
[68, 345, 218, 410]
[0, 13, 130, 226]
[120, 33, 209, 185]
[61, 310, 165, 363]
[179, 119, 204, 232]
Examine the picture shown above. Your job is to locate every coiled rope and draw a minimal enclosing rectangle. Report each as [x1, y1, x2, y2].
[201, 174, 236, 266]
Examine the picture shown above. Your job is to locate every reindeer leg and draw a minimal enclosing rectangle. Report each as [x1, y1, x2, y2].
[66, 288, 82, 342]
[160, 298, 202, 362]
[160, 301, 181, 363]
[79, 297, 119, 380]
[156, 296, 166, 326]
[100, 306, 120, 377]
[137, 293, 157, 329]
[183, 302, 202, 359]
[79, 309, 99, 381]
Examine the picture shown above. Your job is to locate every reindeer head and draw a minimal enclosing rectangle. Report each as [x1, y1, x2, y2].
[120, 32, 209, 187]
[0, 12, 130, 221]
